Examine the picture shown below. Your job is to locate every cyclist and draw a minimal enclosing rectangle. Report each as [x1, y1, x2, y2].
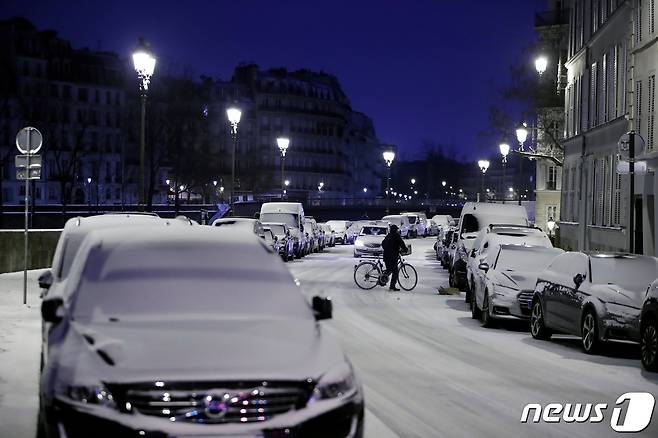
[382, 224, 408, 291]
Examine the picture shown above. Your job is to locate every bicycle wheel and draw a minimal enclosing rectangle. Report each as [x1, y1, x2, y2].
[354, 262, 381, 290]
[398, 262, 418, 291]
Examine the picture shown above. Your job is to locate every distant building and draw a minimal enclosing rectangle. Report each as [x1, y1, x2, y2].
[560, 0, 657, 255]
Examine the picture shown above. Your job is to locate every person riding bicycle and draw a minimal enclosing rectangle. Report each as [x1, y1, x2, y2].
[382, 224, 408, 291]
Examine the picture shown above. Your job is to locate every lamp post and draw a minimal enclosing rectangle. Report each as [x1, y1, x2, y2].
[226, 107, 241, 214]
[499, 142, 510, 204]
[515, 122, 528, 206]
[546, 217, 556, 244]
[477, 160, 490, 202]
[132, 38, 156, 210]
[276, 137, 290, 199]
[535, 56, 548, 76]
[383, 149, 395, 214]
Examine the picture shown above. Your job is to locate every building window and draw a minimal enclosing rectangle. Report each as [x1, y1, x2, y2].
[637, 0, 644, 43]
[637, 80, 643, 133]
[613, 158, 622, 225]
[590, 62, 599, 128]
[652, 0, 656, 34]
[547, 166, 557, 190]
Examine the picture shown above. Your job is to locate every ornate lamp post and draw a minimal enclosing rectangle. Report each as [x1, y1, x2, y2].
[276, 137, 290, 198]
[535, 56, 548, 76]
[383, 149, 395, 214]
[499, 142, 510, 204]
[515, 122, 528, 206]
[226, 107, 241, 213]
[477, 159, 490, 202]
[132, 38, 156, 209]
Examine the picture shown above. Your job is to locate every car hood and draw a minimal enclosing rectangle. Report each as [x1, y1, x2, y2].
[494, 270, 538, 291]
[356, 235, 384, 244]
[56, 317, 344, 384]
[595, 284, 644, 309]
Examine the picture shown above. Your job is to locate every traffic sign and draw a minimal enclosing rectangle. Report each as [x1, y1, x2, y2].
[15, 127, 43, 154]
[16, 168, 42, 180]
[617, 160, 647, 174]
[15, 154, 42, 168]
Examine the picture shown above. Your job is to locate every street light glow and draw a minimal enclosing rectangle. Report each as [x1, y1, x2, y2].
[516, 122, 528, 146]
[410, 178, 416, 185]
[382, 150, 395, 166]
[87, 177, 92, 184]
[363, 187, 368, 193]
[213, 180, 218, 186]
[276, 137, 290, 156]
[165, 179, 170, 185]
[442, 181, 446, 187]
[509, 187, 514, 192]
[132, 40, 156, 91]
[477, 159, 490, 173]
[499, 142, 510, 158]
[284, 179, 290, 187]
[547, 217, 556, 232]
[535, 56, 548, 75]
[226, 107, 242, 127]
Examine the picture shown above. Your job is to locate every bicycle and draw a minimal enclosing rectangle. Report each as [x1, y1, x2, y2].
[353, 253, 418, 291]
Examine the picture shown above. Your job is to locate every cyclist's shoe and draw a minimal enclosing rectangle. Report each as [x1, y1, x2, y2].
[389, 287, 401, 291]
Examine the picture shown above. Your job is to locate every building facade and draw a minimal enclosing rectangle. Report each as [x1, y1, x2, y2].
[560, 0, 658, 256]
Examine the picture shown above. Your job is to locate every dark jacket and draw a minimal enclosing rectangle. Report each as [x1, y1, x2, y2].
[382, 232, 407, 261]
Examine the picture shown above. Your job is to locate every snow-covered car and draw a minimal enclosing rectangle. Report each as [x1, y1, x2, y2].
[38, 226, 364, 437]
[430, 214, 454, 237]
[640, 278, 658, 371]
[345, 220, 370, 244]
[304, 217, 321, 253]
[453, 202, 528, 297]
[466, 225, 552, 297]
[353, 224, 388, 258]
[326, 220, 351, 244]
[318, 223, 336, 247]
[381, 215, 410, 238]
[402, 212, 428, 237]
[262, 222, 295, 262]
[435, 228, 457, 268]
[530, 252, 658, 354]
[260, 202, 307, 258]
[263, 228, 282, 256]
[471, 245, 563, 327]
[212, 217, 265, 238]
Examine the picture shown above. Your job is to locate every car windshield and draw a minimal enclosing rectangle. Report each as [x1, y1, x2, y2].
[72, 243, 312, 322]
[406, 216, 417, 224]
[327, 221, 347, 232]
[495, 247, 561, 271]
[260, 213, 298, 228]
[590, 256, 658, 292]
[266, 224, 286, 235]
[361, 226, 387, 236]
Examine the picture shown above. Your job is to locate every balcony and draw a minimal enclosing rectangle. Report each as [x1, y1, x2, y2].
[535, 9, 569, 27]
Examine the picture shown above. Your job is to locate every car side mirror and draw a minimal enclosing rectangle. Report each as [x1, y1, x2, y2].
[38, 269, 54, 290]
[41, 297, 64, 324]
[573, 273, 586, 289]
[478, 262, 489, 272]
[312, 296, 332, 321]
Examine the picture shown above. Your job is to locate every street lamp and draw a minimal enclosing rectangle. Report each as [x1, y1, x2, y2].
[276, 137, 290, 198]
[442, 180, 446, 187]
[535, 56, 548, 76]
[383, 149, 395, 214]
[165, 179, 170, 185]
[411, 178, 416, 185]
[226, 107, 241, 213]
[363, 187, 368, 193]
[546, 217, 556, 243]
[132, 38, 156, 210]
[477, 159, 490, 202]
[499, 142, 510, 204]
[515, 122, 528, 150]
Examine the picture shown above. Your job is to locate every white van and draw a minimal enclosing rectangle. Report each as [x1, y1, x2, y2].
[451, 203, 528, 298]
[260, 202, 307, 258]
[381, 214, 411, 238]
[402, 212, 429, 237]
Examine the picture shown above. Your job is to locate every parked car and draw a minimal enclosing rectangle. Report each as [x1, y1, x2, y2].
[466, 225, 552, 296]
[263, 228, 281, 254]
[431, 215, 455, 237]
[453, 203, 528, 297]
[530, 252, 658, 354]
[262, 222, 295, 262]
[471, 245, 564, 327]
[435, 228, 456, 268]
[353, 224, 389, 258]
[38, 226, 364, 437]
[318, 223, 336, 247]
[381, 215, 411, 238]
[304, 217, 321, 253]
[260, 202, 307, 258]
[212, 217, 265, 238]
[326, 220, 352, 244]
[402, 212, 428, 237]
[640, 278, 658, 371]
[345, 220, 370, 244]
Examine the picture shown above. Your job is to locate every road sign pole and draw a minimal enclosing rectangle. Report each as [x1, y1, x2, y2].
[23, 134, 31, 305]
[629, 131, 635, 254]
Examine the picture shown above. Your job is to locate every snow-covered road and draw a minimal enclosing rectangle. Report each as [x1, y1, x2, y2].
[289, 238, 658, 438]
[1, 239, 657, 437]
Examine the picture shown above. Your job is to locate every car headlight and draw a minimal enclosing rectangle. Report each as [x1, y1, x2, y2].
[65, 383, 116, 409]
[355, 240, 365, 248]
[309, 361, 357, 402]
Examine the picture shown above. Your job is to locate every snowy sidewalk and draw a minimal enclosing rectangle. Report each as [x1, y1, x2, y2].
[0, 269, 45, 438]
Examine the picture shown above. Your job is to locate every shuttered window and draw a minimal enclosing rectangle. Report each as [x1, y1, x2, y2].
[649, 75, 655, 150]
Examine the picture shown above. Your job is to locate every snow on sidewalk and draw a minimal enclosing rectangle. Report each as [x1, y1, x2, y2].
[0, 269, 45, 438]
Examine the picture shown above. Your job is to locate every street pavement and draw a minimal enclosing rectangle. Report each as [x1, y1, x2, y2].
[1, 238, 658, 437]
[288, 238, 658, 438]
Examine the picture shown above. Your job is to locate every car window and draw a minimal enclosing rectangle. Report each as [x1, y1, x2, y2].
[461, 214, 479, 234]
[545, 252, 588, 278]
[590, 256, 658, 292]
[361, 226, 387, 236]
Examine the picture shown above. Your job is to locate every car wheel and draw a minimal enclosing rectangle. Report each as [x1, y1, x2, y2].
[530, 299, 551, 340]
[641, 315, 658, 372]
[471, 292, 481, 319]
[581, 309, 601, 354]
[481, 290, 495, 328]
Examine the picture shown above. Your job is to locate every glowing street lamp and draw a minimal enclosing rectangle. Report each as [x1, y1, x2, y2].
[477, 160, 490, 202]
[516, 122, 528, 150]
[442, 180, 446, 187]
[276, 137, 290, 198]
[382, 148, 396, 214]
[226, 106, 241, 213]
[363, 187, 368, 193]
[535, 56, 548, 76]
[411, 178, 416, 185]
[132, 38, 156, 209]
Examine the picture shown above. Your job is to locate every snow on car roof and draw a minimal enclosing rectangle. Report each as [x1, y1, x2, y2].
[63, 214, 161, 233]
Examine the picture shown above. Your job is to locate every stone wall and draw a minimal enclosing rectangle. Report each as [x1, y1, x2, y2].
[0, 230, 61, 274]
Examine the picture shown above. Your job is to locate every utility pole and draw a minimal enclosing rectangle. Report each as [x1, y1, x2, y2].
[628, 131, 635, 253]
